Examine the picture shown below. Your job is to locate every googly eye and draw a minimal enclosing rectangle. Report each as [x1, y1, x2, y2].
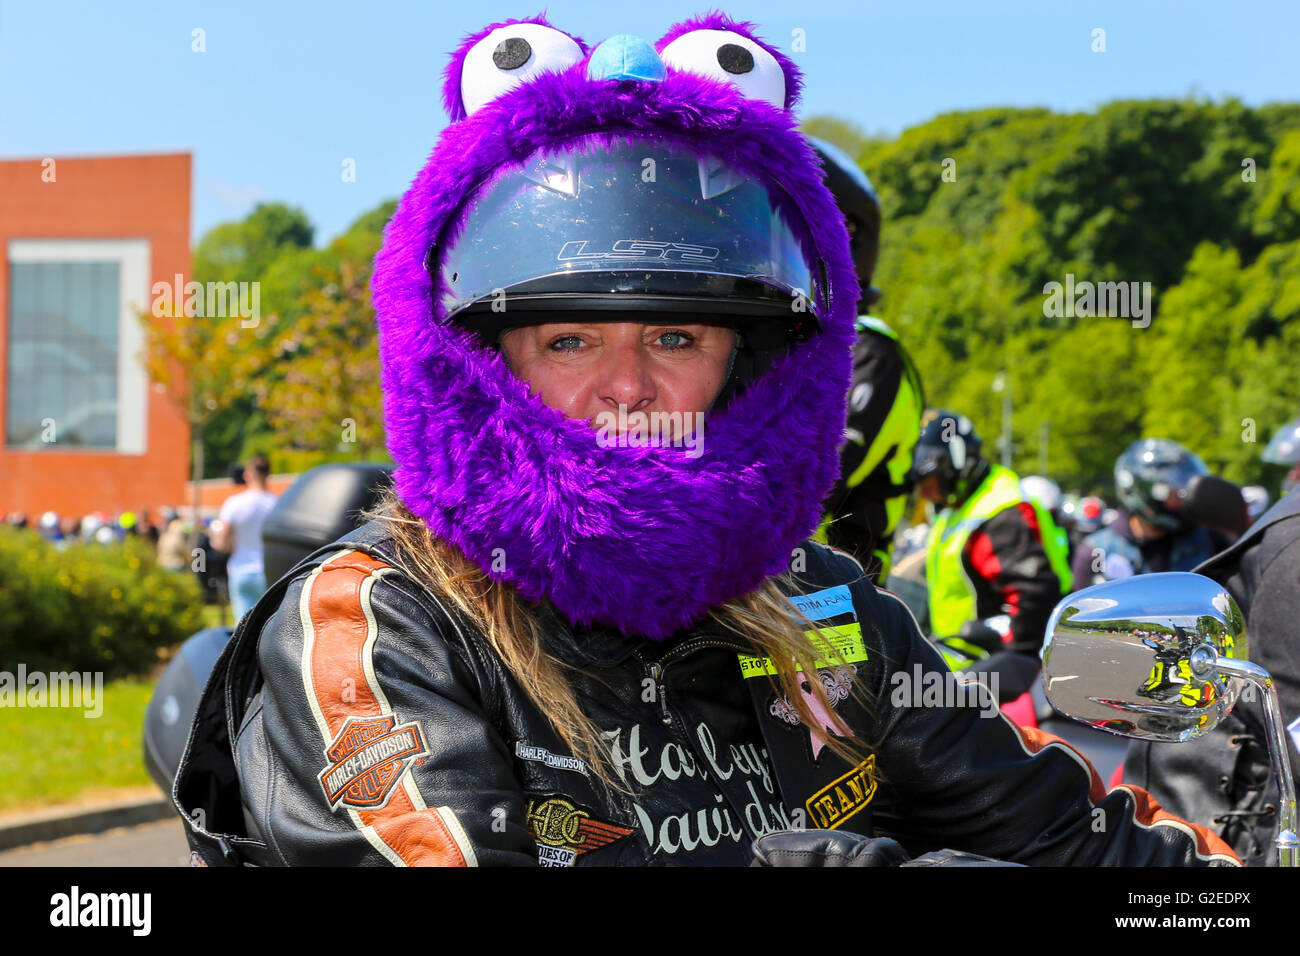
[659, 29, 785, 108]
[461, 23, 583, 116]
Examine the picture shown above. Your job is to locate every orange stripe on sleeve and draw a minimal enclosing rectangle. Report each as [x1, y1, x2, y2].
[1012, 723, 1239, 863]
[1014, 724, 1108, 804]
[306, 550, 471, 866]
[1114, 785, 1240, 862]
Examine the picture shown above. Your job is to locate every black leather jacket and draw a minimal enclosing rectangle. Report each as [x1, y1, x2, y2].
[174, 519, 1238, 866]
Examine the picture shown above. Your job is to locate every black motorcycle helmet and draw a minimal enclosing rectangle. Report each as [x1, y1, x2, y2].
[808, 136, 882, 312]
[1114, 438, 1209, 532]
[911, 409, 990, 507]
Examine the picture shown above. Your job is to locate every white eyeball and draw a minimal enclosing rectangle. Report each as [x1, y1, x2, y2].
[660, 29, 786, 108]
[461, 23, 583, 116]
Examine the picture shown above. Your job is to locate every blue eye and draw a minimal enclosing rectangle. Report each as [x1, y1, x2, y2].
[658, 330, 695, 350]
[548, 334, 584, 351]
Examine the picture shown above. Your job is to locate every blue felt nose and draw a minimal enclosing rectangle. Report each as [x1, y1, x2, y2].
[586, 34, 666, 83]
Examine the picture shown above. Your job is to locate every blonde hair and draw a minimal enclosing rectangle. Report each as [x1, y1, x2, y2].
[368, 489, 873, 795]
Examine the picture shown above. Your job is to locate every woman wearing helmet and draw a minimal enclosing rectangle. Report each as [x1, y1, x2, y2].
[173, 13, 1235, 867]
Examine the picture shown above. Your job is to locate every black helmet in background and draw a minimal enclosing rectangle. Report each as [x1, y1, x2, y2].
[808, 136, 882, 311]
[1114, 438, 1209, 532]
[911, 409, 989, 507]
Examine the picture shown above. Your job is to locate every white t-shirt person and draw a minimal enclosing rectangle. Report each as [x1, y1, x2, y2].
[218, 488, 278, 577]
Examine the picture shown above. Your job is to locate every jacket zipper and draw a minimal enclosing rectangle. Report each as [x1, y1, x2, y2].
[648, 662, 671, 726]
[644, 638, 748, 729]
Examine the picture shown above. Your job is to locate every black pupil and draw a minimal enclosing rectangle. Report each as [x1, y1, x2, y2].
[716, 42, 754, 75]
[493, 37, 532, 71]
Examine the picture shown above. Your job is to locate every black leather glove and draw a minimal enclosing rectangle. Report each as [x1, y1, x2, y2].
[750, 829, 1022, 867]
[751, 830, 910, 867]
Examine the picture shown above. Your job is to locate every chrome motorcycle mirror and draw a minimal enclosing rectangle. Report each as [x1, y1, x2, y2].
[1042, 572, 1297, 867]
[1042, 573, 1244, 742]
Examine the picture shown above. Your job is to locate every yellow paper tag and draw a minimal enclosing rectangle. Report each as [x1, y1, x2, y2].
[737, 622, 868, 679]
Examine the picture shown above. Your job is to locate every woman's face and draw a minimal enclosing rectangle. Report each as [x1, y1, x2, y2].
[500, 320, 737, 431]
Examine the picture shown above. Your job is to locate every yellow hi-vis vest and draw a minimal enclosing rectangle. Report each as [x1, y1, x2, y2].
[924, 465, 1071, 665]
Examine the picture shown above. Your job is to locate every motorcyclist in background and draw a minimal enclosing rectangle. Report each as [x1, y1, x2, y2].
[1060, 494, 1107, 556]
[810, 138, 924, 584]
[1072, 438, 1237, 590]
[912, 410, 1071, 703]
[1020, 475, 1072, 565]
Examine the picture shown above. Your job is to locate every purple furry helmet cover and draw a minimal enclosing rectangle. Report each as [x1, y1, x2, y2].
[371, 11, 858, 640]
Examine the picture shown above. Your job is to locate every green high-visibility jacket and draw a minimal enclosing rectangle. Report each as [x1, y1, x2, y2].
[925, 465, 1072, 664]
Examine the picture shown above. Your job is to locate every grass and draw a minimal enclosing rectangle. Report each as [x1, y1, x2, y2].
[0, 677, 160, 814]
[0, 604, 234, 815]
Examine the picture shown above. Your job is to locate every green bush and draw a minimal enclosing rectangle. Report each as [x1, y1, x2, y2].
[0, 526, 204, 678]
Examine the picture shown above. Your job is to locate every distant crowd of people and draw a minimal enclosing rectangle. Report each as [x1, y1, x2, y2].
[7, 453, 280, 620]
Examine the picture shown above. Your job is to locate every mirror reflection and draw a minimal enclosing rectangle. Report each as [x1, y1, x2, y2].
[1042, 572, 1246, 742]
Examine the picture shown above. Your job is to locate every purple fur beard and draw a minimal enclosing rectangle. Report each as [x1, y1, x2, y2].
[372, 67, 858, 641]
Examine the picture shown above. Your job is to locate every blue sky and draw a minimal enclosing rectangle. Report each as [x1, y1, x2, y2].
[3, 0, 1296, 245]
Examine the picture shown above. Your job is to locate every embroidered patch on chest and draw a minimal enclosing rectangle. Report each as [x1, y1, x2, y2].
[515, 740, 589, 776]
[525, 796, 635, 867]
[805, 755, 877, 829]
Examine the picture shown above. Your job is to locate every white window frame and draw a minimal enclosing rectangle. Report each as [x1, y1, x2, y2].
[7, 238, 151, 454]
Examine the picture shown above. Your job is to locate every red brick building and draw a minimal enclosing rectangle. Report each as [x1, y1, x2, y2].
[0, 152, 192, 519]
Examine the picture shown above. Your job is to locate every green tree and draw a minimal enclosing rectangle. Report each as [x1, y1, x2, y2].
[240, 201, 396, 470]
[192, 202, 314, 286]
[189, 201, 396, 476]
[1250, 130, 1300, 244]
[856, 99, 1300, 493]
